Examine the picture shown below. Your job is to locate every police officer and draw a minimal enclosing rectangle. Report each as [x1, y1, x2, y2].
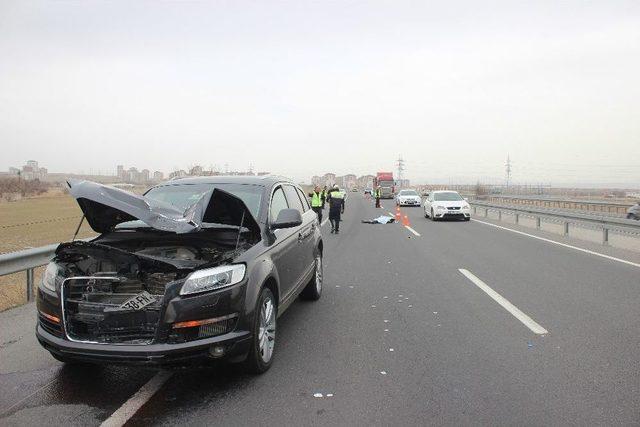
[321, 185, 328, 209]
[308, 185, 323, 223]
[327, 185, 345, 234]
[375, 185, 381, 208]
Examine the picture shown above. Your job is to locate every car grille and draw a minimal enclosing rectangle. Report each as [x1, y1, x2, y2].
[448, 207, 461, 210]
[61, 274, 175, 345]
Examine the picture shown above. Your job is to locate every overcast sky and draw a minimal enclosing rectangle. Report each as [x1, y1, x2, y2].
[1, 1, 638, 186]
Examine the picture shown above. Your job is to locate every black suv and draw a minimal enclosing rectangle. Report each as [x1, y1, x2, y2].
[36, 176, 323, 373]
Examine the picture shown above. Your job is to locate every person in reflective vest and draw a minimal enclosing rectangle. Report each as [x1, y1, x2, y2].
[321, 186, 328, 209]
[327, 185, 346, 234]
[308, 185, 323, 223]
[375, 186, 381, 208]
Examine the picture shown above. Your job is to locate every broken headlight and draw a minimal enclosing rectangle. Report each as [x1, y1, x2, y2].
[180, 264, 246, 295]
[41, 262, 62, 292]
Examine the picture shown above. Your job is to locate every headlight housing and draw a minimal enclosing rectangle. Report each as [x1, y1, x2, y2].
[41, 262, 61, 292]
[462, 205, 470, 210]
[180, 264, 246, 295]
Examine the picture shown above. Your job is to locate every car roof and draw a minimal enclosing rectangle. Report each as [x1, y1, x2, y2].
[155, 175, 293, 187]
[432, 190, 460, 193]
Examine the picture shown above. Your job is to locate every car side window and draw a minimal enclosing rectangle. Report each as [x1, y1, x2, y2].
[283, 185, 305, 214]
[295, 187, 310, 211]
[270, 187, 289, 222]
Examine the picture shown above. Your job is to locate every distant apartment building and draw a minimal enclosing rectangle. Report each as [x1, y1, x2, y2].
[117, 165, 125, 179]
[397, 179, 411, 188]
[8, 160, 48, 180]
[153, 171, 164, 181]
[357, 175, 375, 189]
[343, 174, 357, 189]
[321, 173, 336, 187]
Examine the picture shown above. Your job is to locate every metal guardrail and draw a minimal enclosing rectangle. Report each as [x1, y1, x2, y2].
[470, 201, 640, 245]
[0, 244, 58, 302]
[478, 195, 634, 216]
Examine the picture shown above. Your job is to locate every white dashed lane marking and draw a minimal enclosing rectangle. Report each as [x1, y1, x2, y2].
[459, 268, 548, 335]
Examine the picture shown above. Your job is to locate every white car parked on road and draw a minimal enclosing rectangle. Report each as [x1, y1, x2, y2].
[395, 189, 422, 207]
[424, 190, 471, 221]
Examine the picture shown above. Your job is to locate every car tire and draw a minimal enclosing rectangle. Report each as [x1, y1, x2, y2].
[301, 253, 323, 301]
[464, 217, 470, 221]
[244, 287, 277, 374]
[424, 210, 429, 219]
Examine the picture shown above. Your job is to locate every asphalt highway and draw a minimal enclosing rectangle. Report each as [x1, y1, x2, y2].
[1, 193, 640, 426]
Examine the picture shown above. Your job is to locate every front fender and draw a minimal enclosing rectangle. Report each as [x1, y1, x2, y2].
[243, 257, 280, 320]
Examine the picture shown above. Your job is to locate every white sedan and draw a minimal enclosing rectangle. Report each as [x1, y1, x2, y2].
[395, 189, 422, 207]
[423, 190, 471, 221]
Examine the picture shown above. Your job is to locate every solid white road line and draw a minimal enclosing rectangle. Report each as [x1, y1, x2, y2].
[472, 218, 640, 269]
[100, 371, 173, 427]
[405, 226, 421, 236]
[458, 269, 549, 335]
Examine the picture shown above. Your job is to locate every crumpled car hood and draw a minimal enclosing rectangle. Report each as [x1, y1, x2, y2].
[67, 179, 261, 236]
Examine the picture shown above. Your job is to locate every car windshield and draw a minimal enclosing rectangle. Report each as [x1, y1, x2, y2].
[434, 192, 463, 201]
[145, 183, 264, 218]
[400, 190, 418, 196]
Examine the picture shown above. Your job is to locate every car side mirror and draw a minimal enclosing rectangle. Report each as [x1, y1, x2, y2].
[271, 208, 302, 230]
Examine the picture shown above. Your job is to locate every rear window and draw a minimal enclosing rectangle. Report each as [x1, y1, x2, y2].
[400, 190, 418, 196]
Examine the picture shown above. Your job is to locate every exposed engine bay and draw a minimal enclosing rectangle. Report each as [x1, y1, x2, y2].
[54, 229, 256, 344]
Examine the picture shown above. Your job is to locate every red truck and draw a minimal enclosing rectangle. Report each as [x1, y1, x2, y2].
[374, 172, 395, 199]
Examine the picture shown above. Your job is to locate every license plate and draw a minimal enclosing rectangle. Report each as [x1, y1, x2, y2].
[120, 291, 156, 311]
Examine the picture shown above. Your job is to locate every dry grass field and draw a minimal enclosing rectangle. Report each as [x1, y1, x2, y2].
[0, 191, 96, 311]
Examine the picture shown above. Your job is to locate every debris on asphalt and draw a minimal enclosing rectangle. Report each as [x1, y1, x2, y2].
[408, 305, 413, 308]
[336, 285, 341, 288]
[433, 311, 438, 314]
[384, 320, 390, 323]
[326, 394, 334, 398]
[384, 329, 389, 332]
[314, 393, 323, 398]
[389, 348, 394, 352]
[380, 371, 387, 375]
[371, 305, 377, 308]
[383, 296, 388, 299]
[362, 216, 395, 224]
[349, 286, 354, 289]
[527, 341, 533, 349]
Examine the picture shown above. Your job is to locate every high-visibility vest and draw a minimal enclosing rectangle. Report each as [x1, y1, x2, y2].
[311, 191, 323, 207]
[330, 191, 344, 199]
[375, 188, 381, 197]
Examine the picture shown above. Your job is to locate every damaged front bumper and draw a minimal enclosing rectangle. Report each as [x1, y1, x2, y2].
[36, 324, 251, 365]
[36, 275, 254, 365]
